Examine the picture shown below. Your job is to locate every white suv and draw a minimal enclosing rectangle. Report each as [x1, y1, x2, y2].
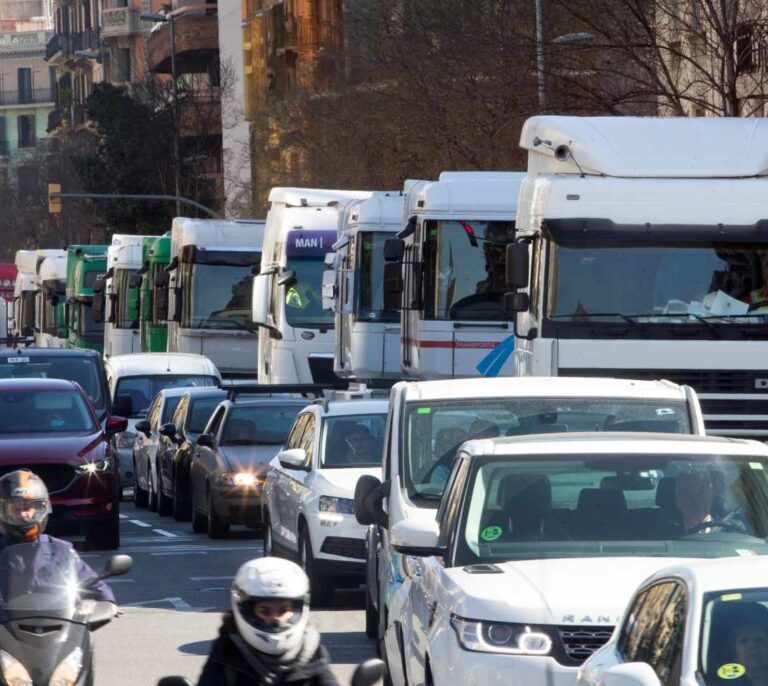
[263, 398, 388, 605]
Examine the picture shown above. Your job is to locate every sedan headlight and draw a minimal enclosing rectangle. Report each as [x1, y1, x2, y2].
[114, 431, 137, 449]
[318, 495, 355, 515]
[218, 472, 261, 487]
[49, 647, 83, 686]
[0, 649, 32, 686]
[450, 615, 552, 655]
[76, 458, 111, 475]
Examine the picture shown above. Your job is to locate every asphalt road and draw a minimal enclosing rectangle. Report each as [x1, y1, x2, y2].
[80, 499, 375, 686]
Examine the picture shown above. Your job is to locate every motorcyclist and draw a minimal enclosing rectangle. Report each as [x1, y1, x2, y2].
[197, 557, 339, 686]
[0, 469, 116, 606]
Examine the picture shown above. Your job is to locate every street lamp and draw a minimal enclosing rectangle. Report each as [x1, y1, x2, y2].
[140, 11, 182, 216]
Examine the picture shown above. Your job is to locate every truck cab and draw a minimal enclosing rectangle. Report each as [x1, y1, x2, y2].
[507, 116, 768, 440]
[34, 250, 68, 348]
[323, 193, 404, 384]
[139, 232, 171, 353]
[384, 172, 525, 380]
[65, 245, 107, 352]
[252, 187, 371, 385]
[12, 250, 37, 340]
[166, 218, 264, 378]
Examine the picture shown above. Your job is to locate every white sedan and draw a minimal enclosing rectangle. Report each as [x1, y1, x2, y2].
[578, 556, 768, 686]
[263, 399, 388, 605]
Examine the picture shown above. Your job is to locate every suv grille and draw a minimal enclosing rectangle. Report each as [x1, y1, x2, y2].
[320, 536, 366, 560]
[0, 464, 75, 493]
[557, 626, 614, 663]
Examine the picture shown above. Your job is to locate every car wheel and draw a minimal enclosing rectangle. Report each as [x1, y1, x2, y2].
[147, 464, 158, 513]
[172, 472, 191, 522]
[87, 518, 120, 551]
[207, 489, 229, 539]
[299, 523, 332, 607]
[157, 469, 172, 517]
[133, 460, 148, 508]
[365, 579, 379, 639]
[191, 489, 206, 534]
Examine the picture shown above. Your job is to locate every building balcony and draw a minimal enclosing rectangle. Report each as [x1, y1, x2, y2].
[101, 7, 139, 39]
[45, 33, 69, 62]
[178, 90, 221, 138]
[0, 89, 56, 107]
[47, 106, 64, 132]
[147, 7, 218, 74]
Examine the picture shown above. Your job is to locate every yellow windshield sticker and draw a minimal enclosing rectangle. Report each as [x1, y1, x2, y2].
[481, 525, 503, 541]
[721, 593, 744, 602]
[717, 664, 746, 680]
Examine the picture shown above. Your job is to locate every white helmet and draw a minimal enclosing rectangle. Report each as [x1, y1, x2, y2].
[231, 557, 310, 655]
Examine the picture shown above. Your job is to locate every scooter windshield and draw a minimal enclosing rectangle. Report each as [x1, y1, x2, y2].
[0, 542, 78, 619]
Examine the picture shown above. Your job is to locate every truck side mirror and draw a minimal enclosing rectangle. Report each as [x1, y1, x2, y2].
[252, 274, 270, 325]
[383, 238, 405, 262]
[383, 263, 403, 312]
[170, 288, 182, 322]
[107, 294, 117, 324]
[504, 291, 530, 313]
[92, 293, 105, 323]
[321, 269, 337, 312]
[506, 242, 530, 290]
[128, 273, 143, 288]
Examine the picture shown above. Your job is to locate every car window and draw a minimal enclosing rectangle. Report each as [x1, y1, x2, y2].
[620, 582, 687, 685]
[438, 457, 470, 544]
[188, 397, 225, 433]
[114, 374, 217, 417]
[172, 396, 189, 431]
[161, 395, 183, 425]
[205, 407, 226, 437]
[0, 389, 96, 433]
[221, 404, 304, 446]
[298, 414, 316, 468]
[147, 398, 161, 429]
[320, 413, 386, 468]
[285, 414, 309, 450]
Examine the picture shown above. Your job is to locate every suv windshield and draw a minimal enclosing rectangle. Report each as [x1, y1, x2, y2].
[221, 403, 305, 445]
[404, 397, 692, 501]
[115, 375, 217, 417]
[456, 453, 768, 566]
[0, 389, 96, 433]
[322, 413, 387, 468]
[0, 355, 108, 417]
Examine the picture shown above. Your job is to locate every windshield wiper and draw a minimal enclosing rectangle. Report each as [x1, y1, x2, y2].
[550, 312, 648, 336]
[197, 318, 259, 334]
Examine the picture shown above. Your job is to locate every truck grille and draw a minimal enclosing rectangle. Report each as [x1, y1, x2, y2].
[557, 626, 614, 663]
[0, 464, 75, 493]
[559, 368, 768, 439]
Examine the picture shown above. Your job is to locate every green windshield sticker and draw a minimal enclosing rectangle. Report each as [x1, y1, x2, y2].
[481, 525, 503, 541]
[717, 664, 746, 680]
[417, 407, 431, 414]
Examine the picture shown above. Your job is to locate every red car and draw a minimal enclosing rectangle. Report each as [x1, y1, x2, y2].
[0, 378, 127, 549]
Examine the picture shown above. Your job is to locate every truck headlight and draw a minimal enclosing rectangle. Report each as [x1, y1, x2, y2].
[219, 472, 260, 487]
[114, 431, 137, 449]
[49, 646, 83, 686]
[76, 458, 111, 475]
[450, 615, 552, 655]
[318, 496, 355, 515]
[0, 649, 32, 686]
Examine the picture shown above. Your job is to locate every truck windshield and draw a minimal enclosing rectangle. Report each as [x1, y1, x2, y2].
[284, 257, 333, 328]
[423, 220, 515, 321]
[77, 304, 103, 338]
[404, 397, 691, 502]
[357, 232, 399, 322]
[114, 269, 139, 329]
[547, 243, 768, 323]
[182, 264, 254, 331]
[456, 453, 768, 566]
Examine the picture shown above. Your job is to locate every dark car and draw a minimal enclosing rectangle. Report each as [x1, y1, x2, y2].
[0, 378, 127, 549]
[155, 387, 227, 519]
[190, 398, 306, 538]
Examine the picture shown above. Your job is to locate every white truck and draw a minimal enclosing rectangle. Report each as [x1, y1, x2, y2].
[12, 250, 37, 340]
[34, 250, 68, 348]
[165, 218, 264, 379]
[100, 234, 146, 358]
[383, 172, 525, 380]
[504, 116, 768, 441]
[323, 193, 404, 385]
[251, 188, 371, 385]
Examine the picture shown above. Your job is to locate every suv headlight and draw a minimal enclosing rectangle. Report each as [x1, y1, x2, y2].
[318, 495, 355, 515]
[76, 458, 111, 475]
[218, 472, 260, 487]
[0, 649, 32, 686]
[49, 646, 83, 686]
[114, 431, 137, 449]
[450, 615, 552, 655]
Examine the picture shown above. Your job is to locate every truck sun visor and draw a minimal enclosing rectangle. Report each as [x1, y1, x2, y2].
[285, 230, 338, 258]
[179, 245, 261, 266]
[543, 217, 768, 246]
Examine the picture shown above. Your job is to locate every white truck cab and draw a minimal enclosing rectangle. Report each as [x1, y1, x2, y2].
[12, 250, 38, 339]
[34, 250, 67, 348]
[383, 172, 525, 380]
[354, 376, 705, 685]
[166, 218, 264, 379]
[101, 234, 146, 358]
[252, 187, 371, 385]
[507, 116, 768, 441]
[323, 193, 404, 384]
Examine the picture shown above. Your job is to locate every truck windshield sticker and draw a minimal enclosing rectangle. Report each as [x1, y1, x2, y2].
[7, 357, 29, 364]
[481, 525, 503, 541]
[721, 593, 743, 601]
[286, 230, 337, 259]
[717, 664, 746, 680]
[751, 462, 765, 470]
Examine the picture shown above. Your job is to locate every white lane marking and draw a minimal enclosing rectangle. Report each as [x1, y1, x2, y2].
[190, 576, 233, 581]
[129, 519, 152, 528]
[168, 597, 192, 610]
[105, 578, 135, 583]
[153, 529, 179, 538]
[124, 597, 195, 610]
[119, 514, 128, 519]
[151, 551, 208, 556]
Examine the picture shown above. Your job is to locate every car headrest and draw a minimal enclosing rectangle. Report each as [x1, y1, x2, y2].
[499, 474, 552, 515]
[577, 488, 627, 513]
[655, 477, 677, 510]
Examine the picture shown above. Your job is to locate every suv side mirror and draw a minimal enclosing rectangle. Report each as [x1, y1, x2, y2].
[135, 419, 152, 437]
[383, 238, 404, 262]
[105, 415, 128, 436]
[277, 448, 309, 471]
[354, 475, 387, 527]
[506, 242, 530, 290]
[601, 662, 662, 686]
[112, 394, 133, 418]
[351, 659, 386, 686]
[391, 518, 445, 557]
[159, 423, 177, 440]
[196, 433, 215, 449]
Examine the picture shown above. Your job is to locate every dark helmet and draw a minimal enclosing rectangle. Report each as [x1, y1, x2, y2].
[0, 470, 50, 542]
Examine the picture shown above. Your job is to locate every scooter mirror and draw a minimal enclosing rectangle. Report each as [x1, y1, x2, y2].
[351, 658, 386, 686]
[105, 554, 132, 578]
[157, 678, 194, 686]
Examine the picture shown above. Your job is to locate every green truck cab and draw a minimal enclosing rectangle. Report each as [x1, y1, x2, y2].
[66, 245, 107, 352]
[140, 232, 171, 352]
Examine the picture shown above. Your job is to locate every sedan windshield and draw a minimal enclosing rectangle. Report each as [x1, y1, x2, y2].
[405, 397, 691, 502]
[221, 404, 306, 445]
[115, 375, 217, 417]
[700, 587, 768, 686]
[456, 453, 768, 566]
[0, 389, 96, 433]
[322, 413, 387, 468]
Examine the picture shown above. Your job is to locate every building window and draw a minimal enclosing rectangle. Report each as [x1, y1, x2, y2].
[0, 118, 7, 156]
[49, 67, 57, 102]
[115, 48, 131, 83]
[17, 115, 36, 148]
[17, 68, 32, 104]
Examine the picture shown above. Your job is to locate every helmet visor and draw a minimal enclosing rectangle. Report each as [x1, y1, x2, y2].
[1, 499, 48, 527]
[236, 597, 304, 633]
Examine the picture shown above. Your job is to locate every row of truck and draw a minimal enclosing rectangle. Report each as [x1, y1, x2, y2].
[8, 114, 768, 443]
